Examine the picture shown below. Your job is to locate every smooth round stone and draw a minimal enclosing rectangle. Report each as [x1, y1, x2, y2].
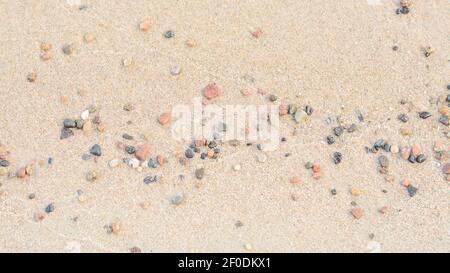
[233, 164, 241, 171]
[170, 66, 181, 75]
[63, 119, 76, 128]
[390, 145, 399, 154]
[90, 144, 102, 156]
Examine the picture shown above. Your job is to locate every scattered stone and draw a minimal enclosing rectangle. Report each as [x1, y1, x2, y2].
[17, 167, 27, 178]
[256, 154, 267, 163]
[128, 158, 140, 168]
[135, 144, 150, 160]
[111, 223, 121, 235]
[41, 42, 52, 52]
[415, 154, 426, 163]
[398, 114, 409, 123]
[203, 83, 221, 100]
[27, 72, 37, 82]
[86, 171, 100, 182]
[379, 206, 389, 214]
[185, 149, 194, 159]
[304, 162, 313, 169]
[439, 116, 449, 126]
[164, 30, 174, 39]
[331, 189, 337, 196]
[232, 164, 241, 171]
[333, 127, 344, 137]
[143, 175, 160, 184]
[90, 144, 101, 156]
[170, 193, 184, 205]
[34, 212, 45, 222]
[125, 146, 136, 154]
[62, 44, 74, 55]
[84, 33, 96, 44]
[326, 135, 335, 145]
[294, 110, 308, 123]
[45, 203, 55, 213]
[186, 39, 197, 48]
[268, 94, 277, 102]
[122, 57, 133, 67]
[130, 247, 142, 253]
[351, 208, 364, 219]
[63, 119, 76, 128]
[390, 145, 399, 154]
[170, 66, 182, 76]
[407, 185, 418, 197]
[332, 152, 342, 164]
[0, 160, 9, 167]
[158, 112, 171, 125]
[123, 103, 134, 111]
[378, 155, 389, 168]
[139, 20, 151, 32]
[351, 188, 361, 197]
[419, 111, 432, 119]
[195, 168, 205, 180]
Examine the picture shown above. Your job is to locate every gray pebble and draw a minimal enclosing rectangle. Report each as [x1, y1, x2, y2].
[407, 185, 418, 197]
[170, 193, 184, 205]
[60, 128, 74, 139]
[195, 168, 205, 180]
[63, 119, 76, 128]
[90, 144, 102, 156]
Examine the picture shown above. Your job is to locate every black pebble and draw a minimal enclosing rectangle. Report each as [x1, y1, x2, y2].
[28, 193, 35, 200]
[419, 111, 432, 119]
[331, 189, 337, 196]
[416, 154, 426, 163]
[408, 154, 416, 163]
[305, 105, 313, 115]
[326, 135, 335, 145]
[373, 139, 385, 150]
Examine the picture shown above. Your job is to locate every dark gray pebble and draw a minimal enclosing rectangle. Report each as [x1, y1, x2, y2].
[122, 133, 133, 140]
[45, 203, 55, 213]
[28, 193, 35, 199]
[407, 185, 418, 197]
[63, 119, 76, 128]
[0, 160, 9, 167]
[90, 144, 102, 156]
[326, 135, 335, 145]
[419, 111, 432, 119]
[439, 116, 449, 126]
[408, 154, 416, 163]
[332, 152, 343, 164]
[416, 154, 426, 163]
[331, 189, 337, 196]
[125, 146, 136, 154]
[144, 175, 160, 184]
[398, 114, 409, 123]
[305, 105, 313, 115]
[164, 30, 174, 38]
[147, 159, 157, 168]
[195, 168, 205, 180]
[75, 119, 85, 129]
[185, 149, 194, 158]
[333, 127, 344, 137]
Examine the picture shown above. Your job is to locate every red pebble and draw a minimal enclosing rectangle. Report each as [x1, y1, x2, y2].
[203, 83, 221, 100]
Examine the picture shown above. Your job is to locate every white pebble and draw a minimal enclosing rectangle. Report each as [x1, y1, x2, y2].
[170, 66, 182, 75]
[128, 158, 140, 168]
[108, 159, 119, 168]
[81, 110, 90, 120]
[137, 166, 143, 172]
[233, 164, 241, 171]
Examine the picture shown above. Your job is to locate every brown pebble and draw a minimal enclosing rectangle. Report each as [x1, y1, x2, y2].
[251, 29, 262, 39]
[139, 20, 151, 32]
[186, 39, 197, 48]
[400, 0, 412, 8]
[129, 247, 142, 253]
[241, 89, 251, 97]
[83, 120, 93, 133]
[351, 188, 361, 197]
[351, 208, 364, 219]
[139, 201, 150, 209]
[40, 53, 51, 61]
[158, 113, 171, 125]
[27, 72, 37, 82]
[439, 108, 449, 116]
[312, 164, 320, 173]
[111, 223, 121, 235]
[411, 145, 421, 157]
[135, 143, 150, 161]
[41, 42, 52, 52]
[379, 206, 389, 214]
[401, 147, 411, 160]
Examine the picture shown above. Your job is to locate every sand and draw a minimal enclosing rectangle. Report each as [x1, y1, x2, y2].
[0, 0, 449, 253]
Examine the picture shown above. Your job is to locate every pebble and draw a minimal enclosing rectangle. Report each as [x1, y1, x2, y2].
[186, 39, 197, 48]
[144, 175, 160, 184]
[398, 114, 409, 123]
[63, 119, 76, 128]
[304, 162, 313, 169]
[0, 160, 9, 167]
[170, 66, 182, 76]
[268, 94, 277, 102]
[84, 33, 96, 44]
[17, 167, 27, 178]
[135, 143, 150, 160]
[195, 168, 205, 180]
[333, 127, 344, 137]
[185, 149, 194, 159]
[442, 163, 450, 175]
[28, 193, 35, 199]
[81, 110, 89, 120]
[351, 208, 364, 220]
[111, 223, 121, 235]
[0, 167, 8, 176]
[390, 145, 399, 154]
[378, 155, 389, 168]
[415, 154, 426, 163]
[147, 158, 157, 168]
[419, 111, 432, 119]
[332, 152, 342, 164]
[170, 193, 184, 205]
[439, 116, 449, 126]
[331, 189, 337, 196]
[125, 146, 136, 154]
[62, 44, 74, 55]
[86, 171, 100, 182]
[400, 0, 412, 8]
[130, 247, 142, 253]
[232, 164, 241, 171]
[164, 30, 174, 39]
[122, 57, 133, 67]
[122, 133, 133, 140]
[45, 203, 55, 213]
[158, 112, 171, 125]
[139, 20, 151, 32]
[90, 144, 102, 156]
[401, 127, 411, 136]
[305, 105, 314, 116]
[41, 42, 52, 52]
[34, 212, 45, 222]
[351, 188, 361, 197]
[294, 110, 308, 123]
[203, 83, 221, 100]
[379, 207, 389, 214]
[128, 158, 140, 168]
[326, 136, 335, 145]
[407, 185, 418, 197]
[290, 176, 300, 184]
[27, 72, 37, 82]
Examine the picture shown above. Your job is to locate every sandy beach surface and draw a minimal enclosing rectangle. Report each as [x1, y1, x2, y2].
[0, 0, 449, 253]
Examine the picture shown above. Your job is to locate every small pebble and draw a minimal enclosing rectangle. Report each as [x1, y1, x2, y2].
[128, 158, 140, 168]
[407, 185, 418, 197]
[256, 154, 267, 163]
[170, 193, 184, 205]
[62, 44, 74, 55]
[185, 149, 194, 159]
[63, 119, 76, 128]
[86, 171, 100, 182]
[232, 164, 241, 171]
[419, 111, 432, 119]
[89, 144, 102, 156]
[158, 112, 171, 125]
[139, 20, 151, 32]
[45, 203, 55, 214]
[27, 72, 37, 82]
[125, 146, 136, 154]
[351, 208, 364, 220]
[195, 168, 205, 180]
[415, 154, 426, 163]
[398, 114, 409, 123]
[332, 152, 342, 164]
[170, 66, 182, 76]
[108, 159, 119, 168]
[333, 127, 344, 137]
[164, 30, 174, 39]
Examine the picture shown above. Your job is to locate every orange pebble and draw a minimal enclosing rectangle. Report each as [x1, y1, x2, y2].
[401, 178, 411, 187]
[290, 176, 301, 184]
[156, 155, 165, 166]
[158, 113, 171, 125]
